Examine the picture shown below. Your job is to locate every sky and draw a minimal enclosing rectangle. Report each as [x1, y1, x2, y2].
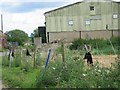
[0, 0, 120, 36]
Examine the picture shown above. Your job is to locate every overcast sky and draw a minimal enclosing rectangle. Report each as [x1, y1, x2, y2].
[0, 0, 120, 36]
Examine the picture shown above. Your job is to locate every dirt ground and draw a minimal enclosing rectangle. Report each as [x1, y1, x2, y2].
[38, 43, 118, 68]
[91, 55, 117, 67]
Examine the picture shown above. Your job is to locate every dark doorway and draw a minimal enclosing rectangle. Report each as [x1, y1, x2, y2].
[38, 27, 47, 43]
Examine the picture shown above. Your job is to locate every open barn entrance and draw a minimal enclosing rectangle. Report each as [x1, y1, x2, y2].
[38, 27, 47, 43]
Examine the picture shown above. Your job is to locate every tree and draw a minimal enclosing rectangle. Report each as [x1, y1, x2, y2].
[30, 28, 39, 44]
[33, 28, 39, 37]
[30, 33, 34, 44]
[5, 29, 29, 46]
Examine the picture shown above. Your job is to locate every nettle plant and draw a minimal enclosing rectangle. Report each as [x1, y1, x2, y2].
[2, 42, 120, 88]
[36, 49, 119, 88]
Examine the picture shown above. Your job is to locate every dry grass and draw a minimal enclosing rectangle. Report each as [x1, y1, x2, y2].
[92, 55, 117, 67]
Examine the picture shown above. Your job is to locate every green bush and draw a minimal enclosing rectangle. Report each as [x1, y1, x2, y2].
[69, 38, 109, 50]
[36, 50, 85, 88]
[36, 49, 120, 88]
[36, 60, 63, 87]
[69, 37, 120, 55]
[69, 39, 85, 50]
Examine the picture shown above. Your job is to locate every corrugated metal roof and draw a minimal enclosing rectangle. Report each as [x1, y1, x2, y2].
[44, 1, 83, 15]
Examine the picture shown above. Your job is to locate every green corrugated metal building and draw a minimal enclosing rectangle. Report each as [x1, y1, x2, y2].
[44, 0, 120, 43]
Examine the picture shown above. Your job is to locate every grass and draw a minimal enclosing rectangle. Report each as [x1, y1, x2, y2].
[2, 67, 39, 88]
[0, 48, 4, 52]
[2, 37, 120, 88]
[0, 56, 2, 80]
[2, 51, 120, 88]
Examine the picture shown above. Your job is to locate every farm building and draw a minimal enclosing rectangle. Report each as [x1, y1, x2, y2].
[34, 26, 47, 47]
[0, 31, 7, 49]
[44, 0, 120, 43]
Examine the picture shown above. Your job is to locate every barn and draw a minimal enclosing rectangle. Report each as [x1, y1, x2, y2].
[44, 0, 120, 43]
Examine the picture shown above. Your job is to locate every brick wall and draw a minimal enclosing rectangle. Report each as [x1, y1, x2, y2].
[48, 30, 119, 43]
[49, 31, 80, 43]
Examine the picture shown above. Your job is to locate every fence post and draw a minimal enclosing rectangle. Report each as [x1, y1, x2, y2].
[9, 51, 13, 67]
[3, 49, 8, 66]
[61, 42, 65, 64]
[33, 49, 36, 68]
[96, 43, 99, 55]
[33, 45, 36, 68]
[20, 47, 22, 65]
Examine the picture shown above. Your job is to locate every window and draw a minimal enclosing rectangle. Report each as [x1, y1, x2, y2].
[113, 14, 118, 19]
[68, 20, 74, 25]
[86, 20, 90, 25]
[90, 6, 94, 11]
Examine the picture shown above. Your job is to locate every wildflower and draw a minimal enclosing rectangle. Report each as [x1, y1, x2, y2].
[52, 67, 56, 70]
[42, 65, 45, 68]
[108, 85, 110, 87]
[83, 74, 86, 76]
[69, 43, 73, 46]
[98, 69, 101, 73]
[40, 53, 43, 55]
[106, 70, 110, 74]
[98, 86, 101, 88]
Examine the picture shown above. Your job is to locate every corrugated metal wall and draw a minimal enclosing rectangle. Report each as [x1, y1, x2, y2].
[44, 2, 119, 43]
[45, 2, 119, 32]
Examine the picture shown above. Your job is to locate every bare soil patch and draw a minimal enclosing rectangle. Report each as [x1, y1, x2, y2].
[92, 55, 117, 67]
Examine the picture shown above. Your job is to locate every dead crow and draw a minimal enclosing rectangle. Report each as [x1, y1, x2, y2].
[84, 52, 93, 66]
[26, 49, 31, 56]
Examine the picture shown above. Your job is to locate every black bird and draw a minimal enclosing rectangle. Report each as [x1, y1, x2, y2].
[84, 52, 93, 66]
[26, 49, 31, 56]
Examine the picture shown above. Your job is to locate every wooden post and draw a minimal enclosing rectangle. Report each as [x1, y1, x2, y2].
[84, 44, 88, 52]
[96, 43, 99, 55]
[33, 49, 36, 68]
[61, 42, 65, 64]
[20, 48, 22, 65]
[79, 31, 81, 39]
[4, 49, 7, 66]
[9, 51, 13, 67]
